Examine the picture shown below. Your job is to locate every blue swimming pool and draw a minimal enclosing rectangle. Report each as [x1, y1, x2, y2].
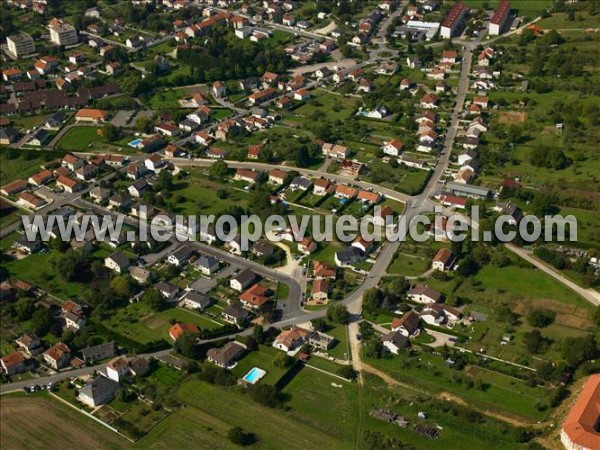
[242, 367, 266, 384]
[128, 138, 143, 147]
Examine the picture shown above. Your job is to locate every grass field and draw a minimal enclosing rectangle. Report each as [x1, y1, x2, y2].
[0, 149, 66, 186]
[0, 395, 128, 450]
[143, 380, 349, 449]
[55, 126, 130, 153]
[387, 251, 430, 277]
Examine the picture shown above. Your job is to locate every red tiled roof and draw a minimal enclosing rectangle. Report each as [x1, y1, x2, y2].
[562, 374, 600, 450]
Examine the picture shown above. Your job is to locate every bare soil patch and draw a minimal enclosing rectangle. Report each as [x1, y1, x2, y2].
[499, 111, 527, 123]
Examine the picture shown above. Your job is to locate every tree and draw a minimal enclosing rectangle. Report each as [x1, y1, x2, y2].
[110, 276, 134, 299]
[136, 115, 153, 133]
[252, 325, 265, 344]
[250, 384, 286, 408]
[527, 308, 556, 328]
[337, 365, 357, 380]
[30, 309, 53, 336]
[209, 160, 229, 178]
[15, 299, 35, 321]
[154, 170, 173, 192]
[102, 123, 121, 142]
[523, 329, 548, 353]
[362, 288, 383, 314]
[174, 333, 200, 359]
[142, 288, 164, 311]
[227, 427, 256, 446]
[327, 303, 349, 324]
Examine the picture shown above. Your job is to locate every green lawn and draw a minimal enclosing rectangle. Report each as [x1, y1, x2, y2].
[159, 380, 348, 450]
[231, 345, 290, 385]
[55, 126, 126, 152]
[0, 148, 65, 186]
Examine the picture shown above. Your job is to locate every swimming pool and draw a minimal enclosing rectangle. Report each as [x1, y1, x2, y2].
[128, 138, 143, 147]
[242, 367, 266, 385]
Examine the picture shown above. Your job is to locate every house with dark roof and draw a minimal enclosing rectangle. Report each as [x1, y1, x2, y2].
[167, 245, 195, 266]
[391, 311, 420, 337]
[104, 251, 130, 274]
[382, 331, 409, 354]
[77, 376, 120, 407]
[406, 285, 443, 304]
[81, 342, 116, 362]
[222, 304, 250, 327]
[207, 341, 246, 369]
[180, 290, 211, 310]
[194, 254, 219, 275]
[230, 268, 257, 292]
[334, 247, 366, 268]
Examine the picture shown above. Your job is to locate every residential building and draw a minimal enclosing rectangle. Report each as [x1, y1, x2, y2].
[81, 342, 116, 362]
[440, 2, 467, 38]
[48, 18, 78, 46]
[230, 268, 257, 292]
[382, 140, 404, 157]
[207, 341, 246, 369]
[1, 352, 26, 376]
[7, 33, 35, 58]
[312, 279, 329, 302]
[167, 245, 194, 266]
[104, 252, 130, 274]
[221, 304, 250, 327]
[432, 248, 455, 271]
[273, 326, 311, 352]
[382, 331, 408, 355]
[75, 108, 108, 123]
[105, 356, 128, 382]
[77, 377, 120, 407]
[180, 291, 211, 310]
[489, 0, 511, 36]
[194, 254, 219, 275]
[16, 333, 43, 356]
[390, 311, 420, 337]
[407, 284, 443, 304]
[168, 322, 199, 341]
[43, 342, 71, 369]
[239, 283, 270, 309]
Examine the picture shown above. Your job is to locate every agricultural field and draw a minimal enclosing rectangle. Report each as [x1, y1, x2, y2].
[0, 395, 129, 450]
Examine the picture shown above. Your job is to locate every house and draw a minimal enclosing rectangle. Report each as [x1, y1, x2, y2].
[194, 254, 219, 275]
[352, 236, 374, 253]
[407, 285, 443, 304]
[169, 322, 199, 341]
[12, 235, 43, 254]
[129, 266, 153, 285]
[441, 50, 458, 64]
[391, 311, 420, 337]
[222, 304, 250, 327]
[313, 178, 333, 196]
[109, 193, 131, 210]
[420, 94, 438, 109]
[1, 352, 26, 376]
[400, 78, 413, 90]
[294, 88, 310, 101]
[382, 331, 408, 355]
[239, 283, 270, 309]
[167, 245, 194, 266]
[382, 140, 404, 157]
[128, 356, 150, 377]
[457, 149, 477, 166]
[74, 163, 99, 181]
[0, 128, 17, 146]
[454, 168, 474, 184]
[18, 192, 46, 210]
[62, 153, 84, 171]
[27, 129, 49, 146]
[206, 147, 228, 159]
[81, 342, 116, 363]
[473, 96, 489, 109]
[1, 179, 28, 196]
[43, 342, 71, 369]
[493, 201, 523, 226]
[298, 237, 317, 255]
[154, 281, 179, 301]
[231, 268, 258, 292]
[56, 175, 83, 194]
[77, 377, 120, 408]
[247, 144, 262, 160]
[290, 176, 312, 191]
[322, 143, 350, 159]
[252, 241, 275, 258]
[357, 190, 380, 204]
[75, 109, 109, 123]
[273, 326, 311, 352]
[105, 356, 128, 382]
[128, 179, 150, 198]
[335, 184, 357, 199]
[313, 261, 336, 279]
[104, 252, 130, 274]
[155, 123, 181, 137]
[180, 290, 211, 310]
[312, 279, 329, 302]
[334, 247, 366, 267]
[89, 186, 111, 203]
[16, 333, 43, 356]
[432, 248, 454, 271]
[195, 131, 214, 146]
[268, 169, 288, 185]
[234, 168, 263, 184]
[212, 81, 226, 98]
[207, 341, 246, 369]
